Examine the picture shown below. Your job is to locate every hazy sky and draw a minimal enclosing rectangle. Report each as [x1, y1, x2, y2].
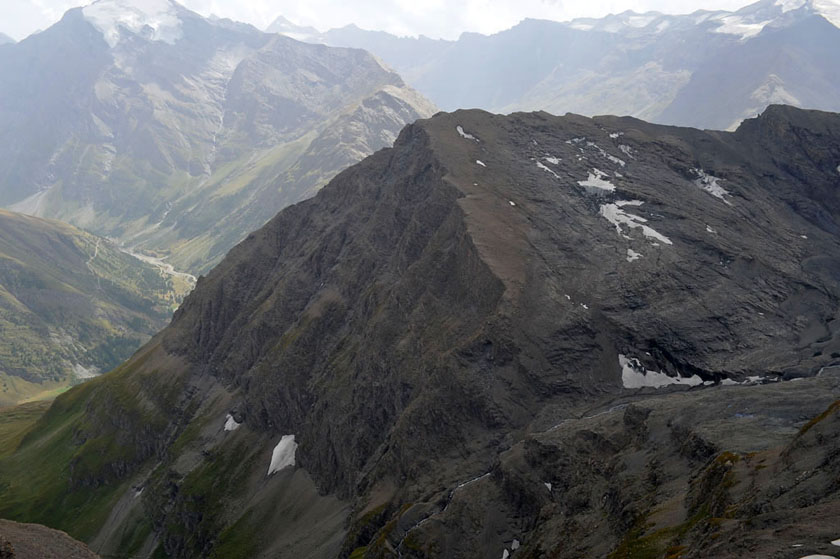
[3, 0, 754, 41]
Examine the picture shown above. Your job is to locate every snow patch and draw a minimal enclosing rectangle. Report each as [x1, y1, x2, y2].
[721, 376, 775, 386]
[832, 539, 840, 546]
[544, 482, 552, 491]
[512, 539, 521, 551]
[599, 200, 673, 245]
[509, 200, 516, 206]
[706, 225, 716, 234]
[692, 169, 732, 204]
[836, 164, 840, 174]
[619, 144, 634, 158]
[578, 168, 616, 193]
[626, 248, 642, 262]
[609, 132, 623, 139]
[775, 0, 807, 12]
[476, 160, 486, 167]
[537, 160, 560, 179]
[544, 156, 561, 165]
[502, 550, 510, 559]
[713, 15, 772, 39]
[83, 0, 183, 48]
[625, 14, 658, 28]
[267, 434, 297, 475]
[224, 414, 241, 431]
[619, 354, 703, 389]
[587, 141, 625, 166]
[456, 125, 478, 142]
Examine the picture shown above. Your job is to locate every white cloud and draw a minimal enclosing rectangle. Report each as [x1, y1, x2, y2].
[2, 0, 753, 41]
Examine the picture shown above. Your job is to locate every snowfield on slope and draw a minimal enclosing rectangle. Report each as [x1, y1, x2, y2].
[620, 354, 704, 389]
[599, 200, 673, 245]
[83, 0, 183, 47]
[268, 434, 297, 475]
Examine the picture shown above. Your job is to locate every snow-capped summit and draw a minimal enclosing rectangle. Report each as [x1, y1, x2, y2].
[809, 0, 840, 26]
[82, 0, 183, 47]
[710, 0, 840, 39]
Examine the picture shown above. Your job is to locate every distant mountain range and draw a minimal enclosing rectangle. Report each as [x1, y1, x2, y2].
[0, 0, 435, 274]
[268, 0, 840, 130]
[0, 33, 14, 45]
[0, 209, 183, 406]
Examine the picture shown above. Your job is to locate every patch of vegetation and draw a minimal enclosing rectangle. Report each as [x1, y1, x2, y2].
[0, 377, 127, 540]
[797, 400, 840, 437]
[211, 511, 260, 559]
[0, 400, 51, 458]
[114, 517, 154, 558]
[608, 506, 711, 559]
[0, 347, 180, 542]
[155, 436, 259, 558]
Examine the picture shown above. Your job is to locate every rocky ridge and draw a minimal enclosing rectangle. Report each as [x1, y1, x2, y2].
[0, 105, 838, 558]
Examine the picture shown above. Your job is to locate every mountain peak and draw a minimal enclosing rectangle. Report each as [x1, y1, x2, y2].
[82, 0, 183, 47]
[711, 0, 840, 39]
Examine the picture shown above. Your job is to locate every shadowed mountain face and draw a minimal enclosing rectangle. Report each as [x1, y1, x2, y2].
[0, 0, 435, 274]
[0, 209, 183, 406]
[0, 106, 839, 558]
[281, 0, 840, 130]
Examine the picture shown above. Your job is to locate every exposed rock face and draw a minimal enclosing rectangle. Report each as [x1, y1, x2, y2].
[1, 105, 839, 558]
[0, 520, 98, 559]
[0, 0, 435, 273]
[168, 104, 840, 490]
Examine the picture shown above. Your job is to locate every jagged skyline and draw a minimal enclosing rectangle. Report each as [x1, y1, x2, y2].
[5, 0, 755, 41]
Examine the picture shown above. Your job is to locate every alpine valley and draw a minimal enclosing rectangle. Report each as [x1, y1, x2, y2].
[0, 0, 435, 274]
[0, 209, 186, 406]
[1, 105, 838, 558]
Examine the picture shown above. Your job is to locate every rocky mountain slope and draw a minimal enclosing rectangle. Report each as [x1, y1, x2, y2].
[277, 0, 840, 130]
[0, 209, 184, 406]
[0, 0, 435, 273]
[0, 105, 839, 558]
